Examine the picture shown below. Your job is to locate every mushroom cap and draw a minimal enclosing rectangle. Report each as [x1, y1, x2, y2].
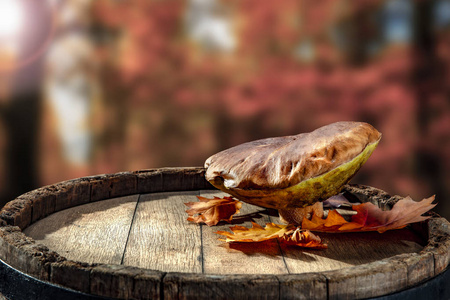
[205, 121, 381, 209]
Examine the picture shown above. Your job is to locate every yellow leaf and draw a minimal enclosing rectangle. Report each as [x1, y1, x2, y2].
[216, 222, 327, 249]
[216, 222, 295, 242]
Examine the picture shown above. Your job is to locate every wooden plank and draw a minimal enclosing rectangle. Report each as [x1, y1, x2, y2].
[0, 195, 32, 230]
[122, 191, 202, 273]
[90, 173, 137, 202]
[50, 261, 93, 294]
[426, 218, 450, 275]
[163, 273, 280, 300]
[278, 273, 328, 300]
[0, 225, 60, 281]
[160, 167, 212, 192]
[31, 189, 56, 223]
[89, 264, 163, 299]
[392, 252, 435, 288]
[200, 190, 288, 275]
[24, 195, 139, 265]
[54, 179, 91, 212]
[325, 258, 408, 299]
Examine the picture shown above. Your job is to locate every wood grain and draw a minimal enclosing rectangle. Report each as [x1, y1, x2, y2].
[24, 195, 139, 264]
[325, 258, 408, 299]
[163, 273, 280, 300]
[121, 191, 203, 273]
[200, 190, 287, 275]
[89, 264, 163, 300]
[278, 273, 328, 300]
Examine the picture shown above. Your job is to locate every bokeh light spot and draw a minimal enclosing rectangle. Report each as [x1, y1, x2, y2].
[0, 1, 24, 38]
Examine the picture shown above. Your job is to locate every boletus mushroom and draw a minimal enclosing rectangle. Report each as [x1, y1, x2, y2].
[204, 121, 381, 224]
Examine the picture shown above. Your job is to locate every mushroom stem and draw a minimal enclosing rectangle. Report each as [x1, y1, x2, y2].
[278, 202, 324, 225]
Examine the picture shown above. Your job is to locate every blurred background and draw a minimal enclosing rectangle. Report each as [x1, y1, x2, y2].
[0, 0, 449, 219]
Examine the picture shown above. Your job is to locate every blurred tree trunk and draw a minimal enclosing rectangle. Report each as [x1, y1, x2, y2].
[0, 92, 41, 208]
[413, 1, 448, 211]
[0, 0, 50, 208]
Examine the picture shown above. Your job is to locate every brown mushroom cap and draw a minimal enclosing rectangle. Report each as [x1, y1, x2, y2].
[205, 121, 381, 209]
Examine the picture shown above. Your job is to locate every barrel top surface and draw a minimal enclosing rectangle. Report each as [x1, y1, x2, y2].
[0, 167, 449, 300]
[24, 190, 425, 275]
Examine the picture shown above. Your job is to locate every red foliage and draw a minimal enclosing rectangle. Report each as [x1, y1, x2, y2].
[89, 0, 450, 219]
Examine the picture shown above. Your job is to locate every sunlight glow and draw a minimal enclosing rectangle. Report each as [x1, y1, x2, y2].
[0, 1, 24, 39]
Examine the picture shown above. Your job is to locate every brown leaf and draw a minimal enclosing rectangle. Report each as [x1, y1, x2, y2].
[185, 196, 242, 226]
[216, 222, 327, 249]
[279, 202, 323, 224]
[302, 195, 436, 233]
[282, 228, 328, 249]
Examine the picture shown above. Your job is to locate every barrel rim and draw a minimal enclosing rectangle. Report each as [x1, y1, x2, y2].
[0, 167, 448, 299]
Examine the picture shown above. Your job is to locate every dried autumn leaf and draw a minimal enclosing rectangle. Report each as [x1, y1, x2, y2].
[282, 228, 328, 249]
[279, 202, 324, 224]
[216, 222, 295, 242]
[185, 196, 242, 226]
[302, 195, 436, 233]
[216, 222, 327, 249]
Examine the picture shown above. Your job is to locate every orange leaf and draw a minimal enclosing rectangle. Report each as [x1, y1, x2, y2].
[302, 195, 436, 233]
[324, 210, 349, 228]
[216, 222, 327, 249]
[185, 196, 242, 226]
[301, 210, 348, 232]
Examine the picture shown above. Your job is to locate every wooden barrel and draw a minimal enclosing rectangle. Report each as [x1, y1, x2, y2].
[0, 167, 449, 300]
